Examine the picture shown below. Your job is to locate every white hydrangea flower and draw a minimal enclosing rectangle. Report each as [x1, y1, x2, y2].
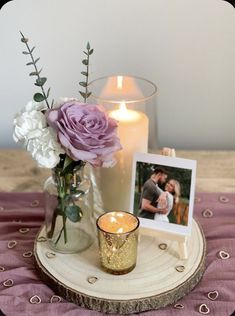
[13, 100, 47, 146]
[13, 111, 46, 145]
[13, 100, 65, 168]
[27, 127, 65, 168]
[23, 100, 47, 112]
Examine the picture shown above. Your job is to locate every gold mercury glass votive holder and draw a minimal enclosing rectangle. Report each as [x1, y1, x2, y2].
[96, 211, 140, 275]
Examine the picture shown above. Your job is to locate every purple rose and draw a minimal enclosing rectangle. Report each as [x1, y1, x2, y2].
[46, 101, 122, 166]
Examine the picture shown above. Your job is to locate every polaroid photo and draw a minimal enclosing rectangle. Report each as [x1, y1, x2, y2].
[130, 152, 197, 236]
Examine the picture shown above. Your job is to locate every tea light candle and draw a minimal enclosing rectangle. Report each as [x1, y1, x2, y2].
[96, 211, 139, 274]
[98, 211, 139, 233]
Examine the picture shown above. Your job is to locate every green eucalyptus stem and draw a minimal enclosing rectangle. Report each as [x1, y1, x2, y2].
[20, 31, 53, 109]
[84, 51, 90, 103]
[79, 42, 93, 103]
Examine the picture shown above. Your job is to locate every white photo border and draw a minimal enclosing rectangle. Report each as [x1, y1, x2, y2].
[129, 152, 197, 236]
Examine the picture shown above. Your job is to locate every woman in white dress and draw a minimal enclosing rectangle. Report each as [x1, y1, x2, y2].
[154, 179, 181, 223]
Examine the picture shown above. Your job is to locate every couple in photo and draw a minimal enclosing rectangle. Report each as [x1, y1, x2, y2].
[139, 168, 181, 222]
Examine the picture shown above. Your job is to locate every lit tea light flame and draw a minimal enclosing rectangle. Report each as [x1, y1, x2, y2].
[117, 227, 124, 233]
[110, 216, 117, 223]
[116, 213, 124, 217]
[117, 76, 123, 89]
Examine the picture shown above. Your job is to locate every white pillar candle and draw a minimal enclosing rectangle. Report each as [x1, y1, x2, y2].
[96, 102, 148, 212]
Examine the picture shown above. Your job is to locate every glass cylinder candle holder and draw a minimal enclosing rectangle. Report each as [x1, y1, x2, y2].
[89, 75, 157, 215]
[96, 211, 140, 275]
[90, 75, 157, 148]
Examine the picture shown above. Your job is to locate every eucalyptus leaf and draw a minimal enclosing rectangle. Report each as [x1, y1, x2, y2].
[21, 37, 28, 43]
[79, 81, 87, 87]
[35, 77, 47, 86]
[22, 51, 30, 55]
[33, 93, 45, 102]
[26, 62, 34, 66]
[60, 160, 77, 176]
[79, 91, 87, 99]
[34, 57, 40, 64]
[82, 59, 88, 65]
[30, 46, 35, 53]
[89, 49, 94, 55]
[65, 205, 83, 222]
[46, 87, 51, 98]
[63, 155, 73, 170]
[81, 71, 88, 76]
[56, 154, 66, 169]
[83, 51, 88, 55]
[29, 71, 38, 76]
[87, 92, 92, 98]
[86, 42, 90, 50]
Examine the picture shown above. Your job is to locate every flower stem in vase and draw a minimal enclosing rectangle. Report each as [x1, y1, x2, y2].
[55, 172, 68, 245]
[54, 214, 67, 245]
[63, 215, 68, 243]
[47, 209, 57, 239]
[54, 195, 68, 245]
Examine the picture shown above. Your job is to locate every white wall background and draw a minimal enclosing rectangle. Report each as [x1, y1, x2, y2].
[0, 0, 234, 149]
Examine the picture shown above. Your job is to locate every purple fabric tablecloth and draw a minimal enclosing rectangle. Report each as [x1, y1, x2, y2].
[0, 192, 235, 316]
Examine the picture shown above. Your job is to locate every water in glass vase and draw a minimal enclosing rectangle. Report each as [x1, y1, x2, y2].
[44, 162, 94, 253]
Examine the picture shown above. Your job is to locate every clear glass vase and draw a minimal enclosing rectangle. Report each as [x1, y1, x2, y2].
[44, 162, 94, 253]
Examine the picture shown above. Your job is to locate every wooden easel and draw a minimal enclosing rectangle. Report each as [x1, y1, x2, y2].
[140, 227, 188, 259]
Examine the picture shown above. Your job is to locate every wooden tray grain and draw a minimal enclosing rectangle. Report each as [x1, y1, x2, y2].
[34, 219, 206, 314]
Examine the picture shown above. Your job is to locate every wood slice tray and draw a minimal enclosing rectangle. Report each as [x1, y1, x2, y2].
[34, 219, 206, 314]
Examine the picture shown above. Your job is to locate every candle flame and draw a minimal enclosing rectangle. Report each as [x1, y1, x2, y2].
[110, 216, 117, 223]
[109, 101, 140, 122]
[119, 102, 127, 111]
[117, 76, 123, 89]
[117, 227, 124, 233]
[116, 213, 124, 217]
